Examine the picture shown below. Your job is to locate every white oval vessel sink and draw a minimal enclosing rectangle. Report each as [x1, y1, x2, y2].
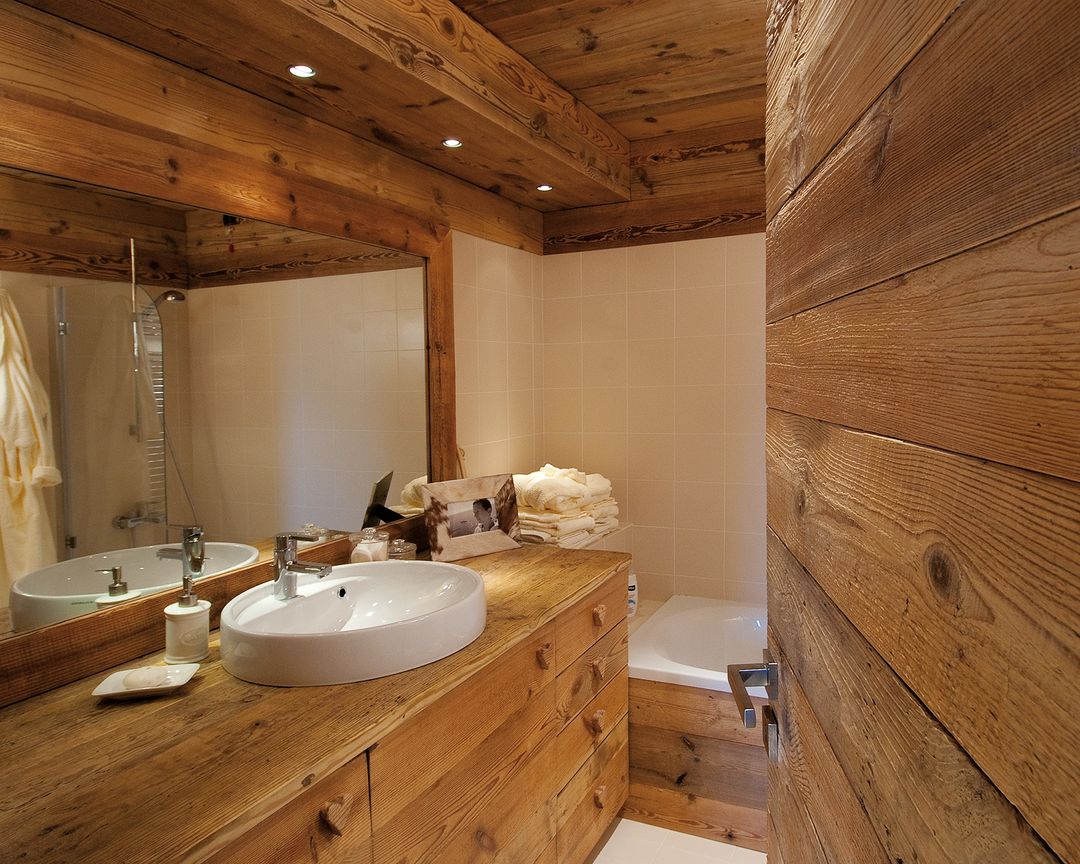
[219, 560, 487, 687]
[9, 542, 260, 631]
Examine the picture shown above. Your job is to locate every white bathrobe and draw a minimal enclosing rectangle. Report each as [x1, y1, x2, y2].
[0, 290, 61, 593]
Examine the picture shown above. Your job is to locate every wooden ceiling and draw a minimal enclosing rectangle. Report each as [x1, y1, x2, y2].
[9, 0, 766, 252]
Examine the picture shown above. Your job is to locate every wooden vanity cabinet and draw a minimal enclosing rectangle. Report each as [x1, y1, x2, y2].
[368, 565, 630, 864]
[207, 752, 372, 864]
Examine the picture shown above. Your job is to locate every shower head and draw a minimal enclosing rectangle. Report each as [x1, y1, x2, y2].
[152, 289, 187, 308]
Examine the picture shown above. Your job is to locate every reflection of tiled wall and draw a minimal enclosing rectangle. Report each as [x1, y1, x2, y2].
[185, 269, 428, 542]
[539, 236, 767, 604]
[452, 231, 544, 477]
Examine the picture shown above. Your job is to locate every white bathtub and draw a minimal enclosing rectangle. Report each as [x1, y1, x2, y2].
[628, 595, 767, 693]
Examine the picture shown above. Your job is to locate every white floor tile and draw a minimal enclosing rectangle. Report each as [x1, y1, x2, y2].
[595, 819, 766, 864]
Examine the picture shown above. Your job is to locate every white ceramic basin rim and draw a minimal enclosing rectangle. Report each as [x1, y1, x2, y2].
[219, 560, 487, 687]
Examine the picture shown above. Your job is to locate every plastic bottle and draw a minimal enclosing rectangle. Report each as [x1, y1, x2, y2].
[627, 570, 638, 618]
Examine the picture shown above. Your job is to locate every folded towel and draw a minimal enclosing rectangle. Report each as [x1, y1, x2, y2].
[514, 464, 591, 512]
[400, 475, 428, 509]
[520, 513, 595, 537]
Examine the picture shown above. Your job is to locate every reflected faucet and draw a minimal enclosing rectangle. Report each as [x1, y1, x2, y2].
[156, 525, 205, 580]
[274, 533, 332, 601]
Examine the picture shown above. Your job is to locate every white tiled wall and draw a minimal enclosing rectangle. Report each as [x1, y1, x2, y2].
[185, 269, 428, 542]
[451, 231, 765, 603]
[538, 235, 767, 604]
[452, 231, 544, 477]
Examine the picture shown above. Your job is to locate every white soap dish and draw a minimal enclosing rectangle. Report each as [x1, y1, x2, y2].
[92, 663, 200, 700]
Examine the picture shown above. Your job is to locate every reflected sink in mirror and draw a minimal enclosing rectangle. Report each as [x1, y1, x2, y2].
[220, 561, 486, 687]
[9, 543, 259, 631]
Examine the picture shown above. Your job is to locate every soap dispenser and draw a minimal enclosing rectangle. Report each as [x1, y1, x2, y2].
[94, 566, 143, 609]
[164, 573, 211, 664]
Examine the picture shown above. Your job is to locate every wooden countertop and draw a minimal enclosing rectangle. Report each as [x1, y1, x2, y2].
[0, 545, 630, 864]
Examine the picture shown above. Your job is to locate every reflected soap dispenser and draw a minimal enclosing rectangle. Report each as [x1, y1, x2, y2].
[164, 573, 211, 664]
[94, 566, 143, 609]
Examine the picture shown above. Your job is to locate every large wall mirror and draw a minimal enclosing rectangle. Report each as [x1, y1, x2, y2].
[0, 167, 445, 643]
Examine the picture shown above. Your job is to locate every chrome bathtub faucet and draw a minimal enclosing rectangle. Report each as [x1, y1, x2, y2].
[273, 533, 332, 601]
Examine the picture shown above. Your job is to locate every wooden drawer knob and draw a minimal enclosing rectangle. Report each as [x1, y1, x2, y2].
[589, 657, 607, 680]
[319, 793, 354, 836]
[536, 642, 553, 670]
[593, 785, 608, 810]
[592, 604, 607, 627]
[587, 708, 606, 737]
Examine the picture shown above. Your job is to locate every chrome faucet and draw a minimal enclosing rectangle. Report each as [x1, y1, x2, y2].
[274, 532, 332, 601]
[157, 525, 205, 580]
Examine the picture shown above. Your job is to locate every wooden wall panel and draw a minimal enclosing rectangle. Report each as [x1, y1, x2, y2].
[767, 208, 1080, 482]
[0, 172, 187, 285]
[0, 2, 540, 256]
[766, 410, 1080, 860]
[767, 531, 1060, 864]
[765, 0, 957, 218]
[766, 0, 1080, 322]
[184, 211, 420, 288]
[544, 191, 763, 253]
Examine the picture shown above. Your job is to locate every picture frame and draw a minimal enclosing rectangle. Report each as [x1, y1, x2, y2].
[422, 474, 521, 562]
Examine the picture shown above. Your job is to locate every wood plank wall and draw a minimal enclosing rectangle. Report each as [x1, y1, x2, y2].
[765, 1, 1080, 863]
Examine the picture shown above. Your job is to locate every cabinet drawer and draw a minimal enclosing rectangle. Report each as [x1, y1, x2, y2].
[555, 667, 628, 793]
[554, 565, 629, 673]
[555, 618, 628, 728]
[371, 622, 556, 827]
[556, 715, 629, 864]
[206, 752, 371, 864]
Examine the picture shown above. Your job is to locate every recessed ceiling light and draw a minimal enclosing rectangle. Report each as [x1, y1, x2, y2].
[442, 138, 463, 148]
[288, 64, 317, 79]
[536, 184, 554, 192]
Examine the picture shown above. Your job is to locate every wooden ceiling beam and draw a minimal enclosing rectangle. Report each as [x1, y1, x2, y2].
[20, 0, 630, 210]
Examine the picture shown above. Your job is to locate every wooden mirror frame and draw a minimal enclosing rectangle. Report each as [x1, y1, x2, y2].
[0, 190, 459, 709]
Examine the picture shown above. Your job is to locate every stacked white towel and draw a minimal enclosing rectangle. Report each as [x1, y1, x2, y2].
[513, 464, 619, 548]
[394, 475, 427, 516]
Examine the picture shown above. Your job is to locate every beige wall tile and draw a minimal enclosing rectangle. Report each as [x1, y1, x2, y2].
[396, 268, 425, 309]
[724, 332, 764, 386]
[582, 387, 628, 434]
[582, 246, 628, 295]
[543, 252, 582, 298]
[542, 344, 583, 389]
[542, 433, 583, 470]
[632, 525, 674, 575]
[674, 481, 724, 531]
[725, 580, 767, 605]
[629, 339, 675, 387]
[362, 271, 398, 310]
[628, 243, 675, 292]
[507, 343, 535, 390]
[476, 288, 508, 341]
[476, 237, 508, 291]
[673, 386, 724, 433]
[635, 570, 675, 602]
[508, 388, 537, 439]
[674, 575, 725, 599]
[542, 388, 583, 435]
[456, 392, 479, 448]
[674, 433, 724, 483]
[628, 291, 674, 340]
[464, 440, 510, 477]
[628, 479, 675, 528]
[724, 384, 765, 437]
[724, 531, 766, 585]
[725, 433, 765, 486]
[675, 286, 725, 338]
[582, 341, 628, 387]
[674, 336, 724, 386]
[629, 386, 675, 433]
[673, 528, 724, 579]
[675, 237, 726, 289]
[507, 435, 538, 474]
[543, 297, 582, 343]
[724, 483, 766, 535]
[508, 293, 534, 343]
[454, 282, 478, 341]
[581, 293, 627, 341]
[725, 281, 765, 335]
[628, 433, 675, 481]
[725, 233, 766, 284]
[476, 391, 510, 443]
[452, 231, 478, 286]
[581, 433, 628, 480]
[507, 247, 534, 297]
